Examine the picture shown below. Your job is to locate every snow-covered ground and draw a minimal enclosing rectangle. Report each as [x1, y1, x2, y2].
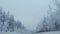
[0, 32, 32, 34]
[0, 31, 60, 34]
[37, 31, 60, 34]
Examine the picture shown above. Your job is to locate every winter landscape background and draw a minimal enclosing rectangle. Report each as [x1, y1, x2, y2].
[0, 0, 60, 34]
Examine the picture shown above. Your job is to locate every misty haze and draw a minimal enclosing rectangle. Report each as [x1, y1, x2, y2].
[0, 0, 60, 34]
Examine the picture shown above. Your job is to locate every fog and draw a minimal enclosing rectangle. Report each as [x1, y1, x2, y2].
[0, 0, 53, 30]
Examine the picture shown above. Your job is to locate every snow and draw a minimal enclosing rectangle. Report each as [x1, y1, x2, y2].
[0, 31, 60, 34]
[0, 32, 32, 34]
[37, 31, 60, 34]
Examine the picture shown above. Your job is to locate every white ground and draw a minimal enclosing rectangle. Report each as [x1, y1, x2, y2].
[37, 31, 60, 34]
[0, 32, 32, 34]
[0, 31, 60, 34]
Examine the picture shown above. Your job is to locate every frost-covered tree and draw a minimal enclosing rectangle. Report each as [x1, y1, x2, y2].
[0, 8, 7, 32]
[36, 0, 60, 33]
[0, 8, 3, 32]
[14, 21, 22, 32]
[7, 15, 15, 32]
[0, 8, 26, 32]
[53, 0, 60, 30]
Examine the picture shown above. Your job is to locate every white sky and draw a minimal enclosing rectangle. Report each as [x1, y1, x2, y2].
[0, 0, 53, 30]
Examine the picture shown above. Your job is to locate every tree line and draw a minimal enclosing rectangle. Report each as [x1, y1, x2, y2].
[0, 8, 25, 32]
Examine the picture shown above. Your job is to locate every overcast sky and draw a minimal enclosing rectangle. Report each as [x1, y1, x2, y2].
[0, 0, 53, 30]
